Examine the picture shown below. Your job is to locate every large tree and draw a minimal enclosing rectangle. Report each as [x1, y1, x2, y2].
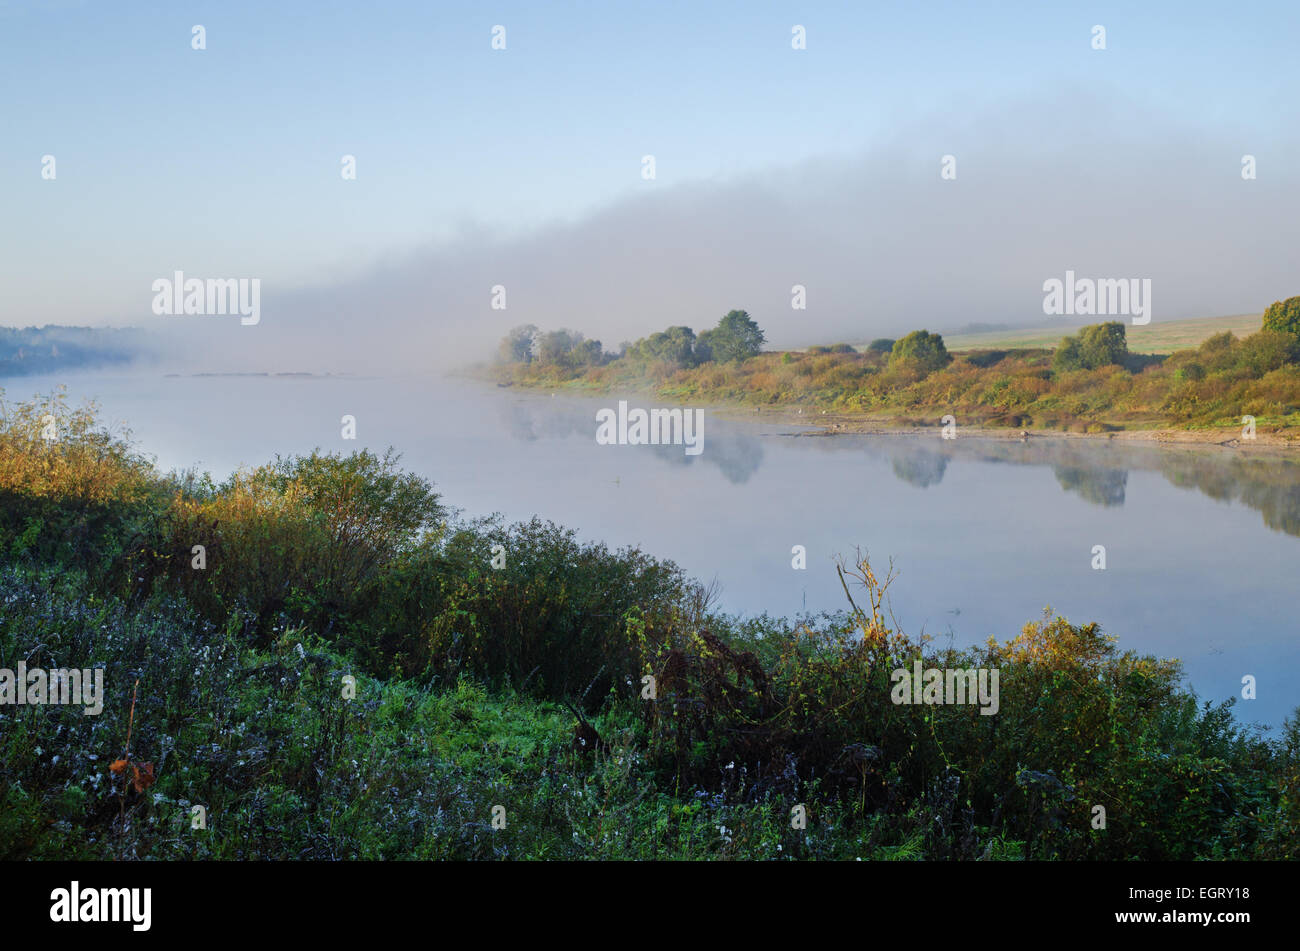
[1263, 296, 1300, 338]
[536, 329, 583, 366]
[497, 324, 538, 364]
[632, 325, 698, 368]
[888, 329, 951, 374]
[571, 338, 606, 367]
[1054, 321, 1128, 371]
[1078, 321, 1128, 368]
[699, 310, 765, 363]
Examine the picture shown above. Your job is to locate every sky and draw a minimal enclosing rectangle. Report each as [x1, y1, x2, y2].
[2, 0, 1298, 368]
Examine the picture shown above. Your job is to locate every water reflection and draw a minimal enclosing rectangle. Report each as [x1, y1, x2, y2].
[1053, 466, 1127, 506]
[500, 394, 765, 485]
[502, 390, 1300, 537]
[791, 433, 1300, 537]
[890, 449, 949, 488]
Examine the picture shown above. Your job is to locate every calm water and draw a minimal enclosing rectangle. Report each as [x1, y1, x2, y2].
[9, 371, 1300, 731]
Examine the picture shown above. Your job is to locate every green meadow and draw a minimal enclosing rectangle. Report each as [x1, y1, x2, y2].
[940, 314, 1263, 356]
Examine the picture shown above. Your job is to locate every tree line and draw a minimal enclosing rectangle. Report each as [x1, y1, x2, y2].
[497, 309, 767, 370]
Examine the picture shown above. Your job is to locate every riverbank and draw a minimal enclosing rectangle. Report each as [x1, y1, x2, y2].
[3, 391, 1296, 861]
[732, 405, 1300, 450]
[486, 314, 1300, 449]
[480, 371, 1300, 451]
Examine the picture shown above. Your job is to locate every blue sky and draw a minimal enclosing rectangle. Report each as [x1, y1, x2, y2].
[2, 0, 1298, 331]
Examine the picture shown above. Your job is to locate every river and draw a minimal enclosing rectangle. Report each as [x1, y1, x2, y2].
[8, 370, 1298, 732]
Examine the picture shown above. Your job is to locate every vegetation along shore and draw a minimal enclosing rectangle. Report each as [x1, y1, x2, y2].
[488, 298, 1300, 448]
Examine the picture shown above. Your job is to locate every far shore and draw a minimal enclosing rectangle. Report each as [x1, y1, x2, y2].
[481, 372, 1300, 452]
[741, 407, 1300, 451]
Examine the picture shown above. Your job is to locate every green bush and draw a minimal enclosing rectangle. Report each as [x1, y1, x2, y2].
[0, 388, 164, 577]
[148, 449, 443, 642]
[355, 515, 696, 700]
[889, 330, 951, 375]
[1236, 330, 1300, 376]
[1053, 336, 1085, 372]
[1262, 296, 1300, 339]
[1054, 322, 1128, 373]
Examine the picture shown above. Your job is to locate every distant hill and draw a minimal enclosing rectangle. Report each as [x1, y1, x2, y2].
[939, 313, 1263, 355]
[0, 325, 154, 378]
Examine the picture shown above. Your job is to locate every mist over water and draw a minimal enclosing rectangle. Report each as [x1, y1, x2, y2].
[103, 93, 1299, 378]
[16, 369, 1299, 733]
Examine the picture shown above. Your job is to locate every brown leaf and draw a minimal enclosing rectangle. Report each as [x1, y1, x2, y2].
[130, 762, 156, 793]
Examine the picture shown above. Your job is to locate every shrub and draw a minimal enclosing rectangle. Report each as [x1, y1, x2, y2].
[629, 326, 700, 369]
[1052, 337, 1084, 372]
[889, 330, 951, 375]
[148, 449, 443, 642]
[1055, 322, 1128, 373]
[358, 516, 698, 700]
[1236, 330, 1300, 376]
[0, 387, 163, 575]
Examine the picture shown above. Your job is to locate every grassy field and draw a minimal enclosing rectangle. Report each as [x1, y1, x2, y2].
[937, 313, 1262, 355]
